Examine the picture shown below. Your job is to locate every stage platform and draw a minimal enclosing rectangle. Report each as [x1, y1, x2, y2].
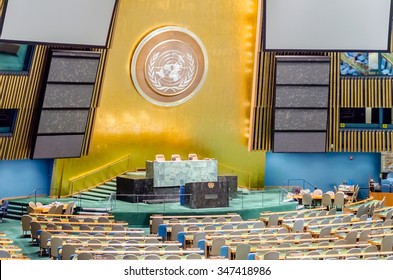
[8, 190, 298, 227]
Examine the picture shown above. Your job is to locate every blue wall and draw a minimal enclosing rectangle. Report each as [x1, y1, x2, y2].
[264, 152, 380, 199]
[0, 159, 53, 199]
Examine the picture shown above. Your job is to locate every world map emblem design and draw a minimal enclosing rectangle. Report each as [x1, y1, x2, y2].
[131, 26, 208, 106]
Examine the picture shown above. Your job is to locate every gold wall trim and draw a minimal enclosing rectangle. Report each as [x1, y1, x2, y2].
[81, 48, 108, 155]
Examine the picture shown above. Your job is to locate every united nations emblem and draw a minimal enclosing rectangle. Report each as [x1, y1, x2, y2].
[131, 26, 208, 106]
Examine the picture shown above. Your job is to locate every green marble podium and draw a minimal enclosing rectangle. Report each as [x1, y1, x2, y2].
[146, 159, 218, 187]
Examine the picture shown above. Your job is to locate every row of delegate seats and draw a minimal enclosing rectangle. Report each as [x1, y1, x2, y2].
[150, 213, 242, 234]
[38, 229, 201, 260]
[150, 211, 338, 258]
[74, 252, 204, 260]
[27, 201, 76, 216]
[0, 231, 28, 260]
[151, 198, 391, 260]
[29, 212, 207, 260]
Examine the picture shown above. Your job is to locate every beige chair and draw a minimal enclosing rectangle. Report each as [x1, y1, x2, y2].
[55, 205, 64, 215]
[188, 153, 198, 160]
[302, 193, 313, 209]
[21, 214, 33, 237]
[355, 204, 366, 218]
[63, 202, 75, 215]
[328, 208, 337, 215]
[202, 217, 213, 223]
[263, 251, 280, 260]
[155, 154, 166, 162]
[60, 244, 76, 260]
[364, 245, 378, 253]
[38, 230, 52, 256]
[47, 205, 57, 214]
[204, 225, 216, 231]
[26, 205, 35, 214]
[313, 189, 323, 195]
[170, 224, 184, 241]
[333, 191, 345, 210]
[123, 254, 139, 260]
[292, 219, 304, 233]
[318, 226, 332, 238]
[112, 225, 125, 231]
[50, 237, 63, 259]
[380, 235, 393, 252]
[344, 230, 358, 244]
[30, 221, 42, 243]
[267, 213, 279, 227]
[171, 154, 181, 161]
[77, 252, 93, 260]
[0, 249, 11, 258]
[231, 215, 243, 222]
[88, 239, 102, 249]
[321, 193, 332, 210]
[97, 216, 110, 223]
[235, 243, 250, 260]
[350, 185, 359, 202]
[253, 221, 265, 229]
[144, 254, 160, 260]
[186, 253, 203, 259]
[102, 253, 116, 260]
[192, 232, 206, 248]
[210, 237, 226, 256]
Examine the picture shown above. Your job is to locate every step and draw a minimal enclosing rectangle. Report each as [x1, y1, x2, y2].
[82, 191, 111, 199]
[126, 171, 146, 177]
[91, 188, 115, 195]
[96, 185, 117, 192]
[3, 213, 21, 220]
[104, 181, 117, 187]
[73, 194, 104, 201]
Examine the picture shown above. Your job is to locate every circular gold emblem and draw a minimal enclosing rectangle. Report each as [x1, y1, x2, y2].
[208, 182, 215, 189]
[131, 26, 208, 106]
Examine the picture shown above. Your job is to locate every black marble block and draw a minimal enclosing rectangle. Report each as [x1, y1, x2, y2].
[218, 175, 238, 198]
[184, 181, 229, 209]
[116, 174, 153, 203]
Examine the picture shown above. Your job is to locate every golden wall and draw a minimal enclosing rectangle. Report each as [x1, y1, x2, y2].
[52, 0, 265, 195]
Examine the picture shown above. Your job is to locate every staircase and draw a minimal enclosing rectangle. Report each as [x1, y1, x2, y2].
[72, 179, 117, 202]
[3, 179, 118, 220]
[6, 201, 27, 220]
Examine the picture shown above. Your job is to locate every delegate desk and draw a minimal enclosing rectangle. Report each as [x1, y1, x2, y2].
[33, 203, 68, 213]
[146, 159, 218, 187]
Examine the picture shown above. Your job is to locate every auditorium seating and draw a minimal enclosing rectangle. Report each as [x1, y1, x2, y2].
[3, 196, 393, 260]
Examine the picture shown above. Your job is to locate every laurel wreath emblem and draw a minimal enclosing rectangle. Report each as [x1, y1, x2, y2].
[147, 52, 195, 94]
